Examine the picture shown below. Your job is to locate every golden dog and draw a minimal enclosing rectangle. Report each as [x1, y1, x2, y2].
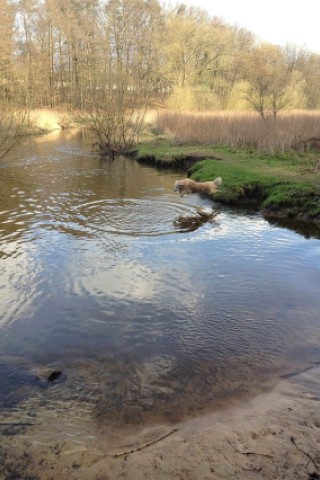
[174, 177, 222, 196]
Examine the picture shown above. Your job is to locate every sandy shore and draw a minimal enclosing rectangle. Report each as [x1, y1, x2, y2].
[1, 366, 320, 480]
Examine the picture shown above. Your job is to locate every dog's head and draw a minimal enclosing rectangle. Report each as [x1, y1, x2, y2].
[173, 180, 183, 193]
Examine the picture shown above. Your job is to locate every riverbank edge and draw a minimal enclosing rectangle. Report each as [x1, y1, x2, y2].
[1, 365, 320, 479]
[135, 142, 320, 228]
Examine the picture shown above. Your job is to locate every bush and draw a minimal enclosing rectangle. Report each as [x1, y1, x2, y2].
[0, 107, 30, 160]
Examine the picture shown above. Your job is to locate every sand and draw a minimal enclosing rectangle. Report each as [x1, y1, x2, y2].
[1, 366, 320, 480]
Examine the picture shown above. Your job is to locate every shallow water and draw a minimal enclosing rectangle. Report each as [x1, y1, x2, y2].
[0, 130, 320, 426]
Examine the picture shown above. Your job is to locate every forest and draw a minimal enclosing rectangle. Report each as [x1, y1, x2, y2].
[1, 0, 320, 114]
[2, 0, 320, 161]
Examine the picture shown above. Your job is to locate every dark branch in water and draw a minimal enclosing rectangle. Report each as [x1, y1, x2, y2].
[113, 427, 179, 458]
[91, 428, 179, 460]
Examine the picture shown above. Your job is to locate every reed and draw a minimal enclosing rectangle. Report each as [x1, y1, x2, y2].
[27, 108, 74, 131]
[152, 110, 320, 154]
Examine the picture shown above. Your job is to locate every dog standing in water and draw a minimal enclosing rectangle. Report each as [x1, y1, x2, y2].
[174, 177, 222, 196]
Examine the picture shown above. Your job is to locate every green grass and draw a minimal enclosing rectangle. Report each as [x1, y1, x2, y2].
[136, 140, 221, 166]
[189, 158, 320, 218]
[136, 138, 320, 222]
[189, 159, 276, 204]
[262, 183, 320, 217]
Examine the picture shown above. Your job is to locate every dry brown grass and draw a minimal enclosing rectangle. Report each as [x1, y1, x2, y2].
[152, 109, 320, 154]
[27, 108, 74, 130]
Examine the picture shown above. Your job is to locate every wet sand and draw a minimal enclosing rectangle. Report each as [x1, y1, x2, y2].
[1, 366, 320, 479]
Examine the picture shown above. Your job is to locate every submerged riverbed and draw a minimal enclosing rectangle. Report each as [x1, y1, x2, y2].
[0, 130, 320, 431]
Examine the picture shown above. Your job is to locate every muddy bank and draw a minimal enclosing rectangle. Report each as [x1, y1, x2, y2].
[136, 151, 222, 170]
[262, 208, 320, 230]
[1, 366, 320, 479]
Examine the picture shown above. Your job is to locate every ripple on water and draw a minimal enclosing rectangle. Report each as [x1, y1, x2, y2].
[72, 198, 218, 237]
[0, 134, 320, 433]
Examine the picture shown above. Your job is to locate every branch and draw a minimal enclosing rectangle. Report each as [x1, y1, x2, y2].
[113, 428, 179, 458]
[290, 435, 318, 470]
[228, 440, 273, 458]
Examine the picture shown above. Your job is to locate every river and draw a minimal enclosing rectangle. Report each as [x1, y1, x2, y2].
[0, 129, 320, 428]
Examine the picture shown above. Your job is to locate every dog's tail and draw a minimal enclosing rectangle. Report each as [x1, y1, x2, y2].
[213, 177, 222, 186]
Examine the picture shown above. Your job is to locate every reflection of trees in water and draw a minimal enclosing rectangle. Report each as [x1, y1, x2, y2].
[2, 133, 320, 435]
[0, 172, 36, 255]
[0, 135, 163, 243]
[0, 133, 180, 331]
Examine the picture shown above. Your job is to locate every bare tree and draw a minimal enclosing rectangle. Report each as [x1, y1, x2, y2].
[3, 0, 320, 114]
[243, 44, 292, 120]
[76, 0, 161, 155]
[0, 0, 14, 102]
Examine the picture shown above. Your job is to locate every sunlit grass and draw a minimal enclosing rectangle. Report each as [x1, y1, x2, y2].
[152, 109, 320, 154]
[27, 108, 73, 131]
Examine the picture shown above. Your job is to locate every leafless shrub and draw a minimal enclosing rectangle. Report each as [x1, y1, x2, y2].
[0, 106, 31, 160]
[74, 105, 145, 154]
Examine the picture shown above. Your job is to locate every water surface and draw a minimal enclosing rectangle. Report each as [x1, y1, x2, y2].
[0, 130, 320, 426]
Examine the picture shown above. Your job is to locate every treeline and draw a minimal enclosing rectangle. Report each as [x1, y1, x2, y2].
[1, 0, 320, 116]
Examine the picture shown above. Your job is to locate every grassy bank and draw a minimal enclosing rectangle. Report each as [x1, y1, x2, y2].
[189, 158, 320, 221]
[136, 140, 223, 168]
[136, 139, 320, 225]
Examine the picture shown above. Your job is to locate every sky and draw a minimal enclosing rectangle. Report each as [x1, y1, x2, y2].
[172, 0, 320, 53]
